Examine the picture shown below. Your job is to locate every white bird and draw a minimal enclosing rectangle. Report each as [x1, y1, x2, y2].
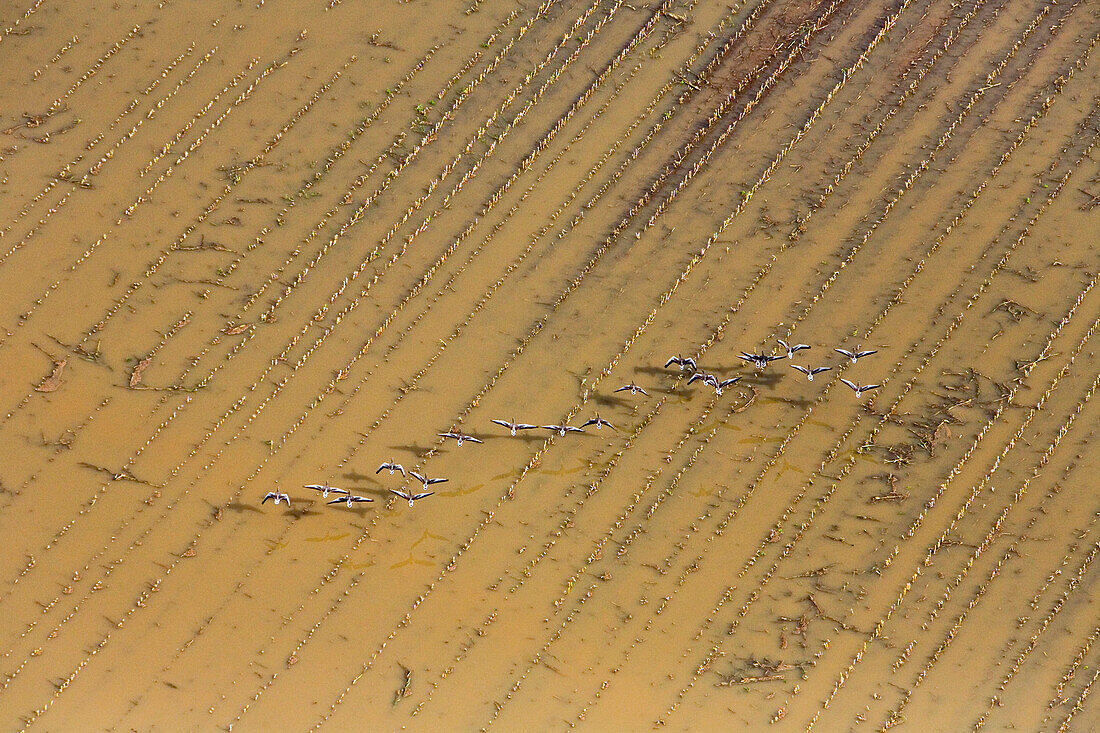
[409, 471, 448, 489]
[665, 354, 698, 371]
[391, 488, 435, 507]
[491, 418, 538, 436]
[840, 378, 881, 397]
[739, 351, 784, 370]
[777, 339, 811, 359]
[687, 372, 718, 388]
[835, 348, 877, 364]
[304, 482, 348, 498]
[376, 461, 406, 477]
[581, 413, 615, 430]
[328, 494, 374, 508]
[262, 491, 291, 507]
[790, 365, 831, 381]
[615, 382, 649, 396]
[439, 431, 483, 446]
[711, 376, 741, 396]
[541, 422, 585, 436]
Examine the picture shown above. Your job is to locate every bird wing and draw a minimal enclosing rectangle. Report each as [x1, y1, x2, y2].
[719, 378, 740, 387]
[427, 477, 448, 485]
[412, 492, 434, 501]
[637, 387, 649, 395]
[389, 488, 408, 500]
[262, 494, 272, 504]
[684, 358, 697, 370]
[687, 372, 704, 384]
[835, 348, 853, 358]
[858, 350, 877, 358]
[409, 471, 425, 483]
[353, 495, 374, 502]
[466, 436, 484, 443]
[490, 419, 510, 428]
[664, 357, 678, 367]
[840, 378, 857, 391]
[864, 384, 881, 391]
[813, 366, 831, 374]
[327, 497, 347, 505]
[516, 423, 537, 430]
[614, 385, 629, 392]
[791, 364, 809, 374]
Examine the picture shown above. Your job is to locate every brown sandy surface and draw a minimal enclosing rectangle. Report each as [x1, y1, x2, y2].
[0, 0, 1098, 730]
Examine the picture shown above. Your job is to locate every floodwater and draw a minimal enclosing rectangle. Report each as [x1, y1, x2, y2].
[1, 0, 1097, 730]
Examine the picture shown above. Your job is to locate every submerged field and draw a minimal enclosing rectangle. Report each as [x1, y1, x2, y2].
[1, 0, 1098, 729]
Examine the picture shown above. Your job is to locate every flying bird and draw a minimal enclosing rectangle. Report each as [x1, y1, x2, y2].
[409, 471, 448, 489]
[438, 431, 483, 446]
[711, 376, 741, 396]
[835, 348, 877, 364]
[790, 364, 831, 381]
[840, 378, 881, 397]
[615, 382, 649, 396]
[491, 418, 538, 436]
[262, 491, 291, 507]
[665, 354, 698, 371]
[581, 413, 615, 430]
[541, 422, 585, 436]
[391, 488, 435, 507]
[328, 494, 374, 508]
[687, 372, 718, 388]
[739, 351, 784, 370]
[777, 339, 811, 359]
[304, 483, 348, 498]
[376, 461, 406, 477]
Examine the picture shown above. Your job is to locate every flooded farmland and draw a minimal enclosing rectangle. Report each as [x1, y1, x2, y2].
[1, 0, 1098, 729]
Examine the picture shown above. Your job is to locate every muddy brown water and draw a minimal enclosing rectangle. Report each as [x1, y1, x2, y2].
[1, 0, 1098, 730]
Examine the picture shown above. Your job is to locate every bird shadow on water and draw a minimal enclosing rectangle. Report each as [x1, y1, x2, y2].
[226, 501, 264, 514]
[390, 443, 435, 458]
[342, 470, 380, 484]
[739, 371, 785, 390]
[593, 393, 632, 408]
[634, 365, 677, 377]
[765, 394, 814, 410]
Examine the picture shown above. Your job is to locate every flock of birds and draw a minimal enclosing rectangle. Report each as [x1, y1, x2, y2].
[261, 341, 879, 510]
